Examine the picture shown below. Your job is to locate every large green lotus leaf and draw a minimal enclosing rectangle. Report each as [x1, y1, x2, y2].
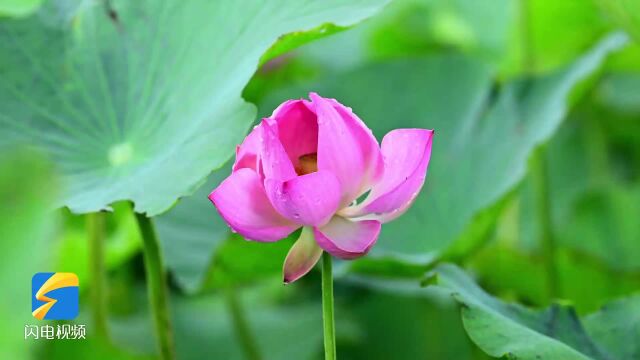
[432, 263, 640, 360]
[0, 0, 389, 216]
[0, 148, 57, 359]
[583, 294, 640, 360]
[260, 33, 627, 263]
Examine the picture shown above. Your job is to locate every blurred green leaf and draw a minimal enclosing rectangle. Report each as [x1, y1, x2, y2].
[517, 106, 640, 272]
[503, 0, 611, 76]
[604, 42, 640, 72]
[38, 337, 152, 360]
[154, 168, 230, 293]
[0, 0, 42, 17]
[470, 234, 640, 313]
[596, 73, 640, 113]
[261, 33, 627, 267]
[467, 110, 640, 313]
[433, 263, 639, 360]
[516, 113, 605, 255]
[473, 246, 545, 303]
[368, 0, 517, 61]
[597, 0, 640, 42]
[0, 148, 58, 359]
[0, 0, 388, 216]
[110, 285, 323, 360]
[338, 280, 490, 360]
[202, 233, 296, 290]
[559, 184, 640, 272]
[293, 0, 614, 78]
[54, 203, 141, 287]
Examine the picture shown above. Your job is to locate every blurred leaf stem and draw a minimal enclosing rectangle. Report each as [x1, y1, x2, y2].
[584, 114, 611, 186]
[520, 0, 534, 72]
[87, 211, 109, 340]
[530, 146, 559, 301]
[134, 213, 176, 360]
[521, 0, 558, 301]
[322, 252, 336, 360]
[225, 286, 262, 360]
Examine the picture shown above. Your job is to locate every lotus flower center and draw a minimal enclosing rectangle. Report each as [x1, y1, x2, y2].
[296, 153, 317, 175]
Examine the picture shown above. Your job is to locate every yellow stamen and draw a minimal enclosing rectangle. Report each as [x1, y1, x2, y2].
[296, 153, 317, 175]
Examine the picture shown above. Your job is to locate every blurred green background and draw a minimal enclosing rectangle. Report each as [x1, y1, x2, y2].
[1, 0, 640, 359]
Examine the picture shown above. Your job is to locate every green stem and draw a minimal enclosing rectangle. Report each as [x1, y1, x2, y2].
[134, 213, 176, 360]
[226, 287, 262, 360]
[321, 252, 336, 360]
[520, 0, 534, 72]
[531, 146, 559, 301]
[87, 212, 108, 340]
[584, 113, 611, 186]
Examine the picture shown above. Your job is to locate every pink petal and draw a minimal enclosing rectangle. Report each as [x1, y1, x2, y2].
[313, 216, 381, 259]
[309, 93, 383, 208]
[232, 124, 262, 172]
[270, 100, 319, 169]
[265, 170, 341, 227]
[259, 120, 297, 181]
[341, 129, 434, 223]
[209, 168, 298, 242]
[283, 227, 323, 284]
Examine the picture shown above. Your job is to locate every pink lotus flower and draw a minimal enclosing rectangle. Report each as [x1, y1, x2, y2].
[209, 93, 433, 283]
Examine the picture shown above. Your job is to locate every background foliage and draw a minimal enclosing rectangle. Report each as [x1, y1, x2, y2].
[2, 0, 639, 359]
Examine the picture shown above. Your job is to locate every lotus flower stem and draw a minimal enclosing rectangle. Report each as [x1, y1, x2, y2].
[225, 286, 262, 360]
[87, 211, 108, 340]
[531, 146, 559, 300]
[321, 252, 336, 360]
[134, 213, 176, 360]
